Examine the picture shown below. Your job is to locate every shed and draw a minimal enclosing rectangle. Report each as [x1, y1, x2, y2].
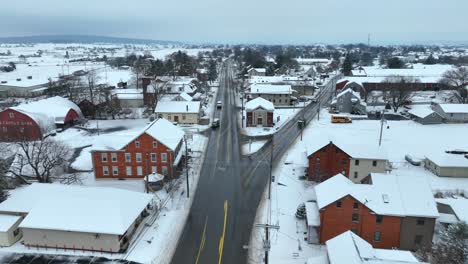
[424, 153, 468, 178]
[408, 106, 443, 125]
[0, 214, 22, 246]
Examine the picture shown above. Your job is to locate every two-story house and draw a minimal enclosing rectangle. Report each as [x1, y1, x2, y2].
[307, 140, 388, 183]
[315, 173, 439, 251]
[91, 118, 185, 179]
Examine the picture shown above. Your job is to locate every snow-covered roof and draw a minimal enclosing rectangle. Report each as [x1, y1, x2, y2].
[0, 214, 21, 232]
[315, 173, 439, 218]
[351, 69, 367, 77]
[436, 198, 468, 222]
[174, 92, 193, 102]
[305, 202, 320, 227]
[437, 103, 468, 114]
[249, 84, 295, 95]
[11, 96, 83, 124]
[306, 139, 387, 161]
[0, 183, 153, 235]
[145, 172, 165, 182]
[9, 108, 56, 135]
[326, 231, 423, 264]
[336, 88, 361, 100]
[154, 101, 200, 114]
[248, 68, 266, 73]
[408, 106, 438, 119]
[426, 153, 468, 168]
[245, 97, 275, 112]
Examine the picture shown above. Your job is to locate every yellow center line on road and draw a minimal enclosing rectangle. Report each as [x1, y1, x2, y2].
[195, 216, 208, 264]
[218, 200, 228, 264]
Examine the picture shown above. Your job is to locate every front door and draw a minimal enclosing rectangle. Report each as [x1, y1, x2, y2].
[257, 117, 263, 126]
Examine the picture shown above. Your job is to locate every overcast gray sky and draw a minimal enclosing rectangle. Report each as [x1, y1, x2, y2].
[1, 0, 467, 44]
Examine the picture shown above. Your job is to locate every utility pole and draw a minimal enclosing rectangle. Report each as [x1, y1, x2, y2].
[269, 136, 273, 200]
[379, 113, 386, 146]
[184, 136, 190, 198]
[145, 153, 150, 193]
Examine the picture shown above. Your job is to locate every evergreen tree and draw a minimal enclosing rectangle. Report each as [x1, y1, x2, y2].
[424, 54, 437, 65]
[430, 222, 468, 264]
[342, 54, 353, 76]
[207, 59, 217, 82]
[387, 57, 405, 69]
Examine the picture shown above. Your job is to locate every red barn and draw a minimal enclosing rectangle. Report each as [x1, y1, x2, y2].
[91, 118, 185, 179]
[0, 96, 83, 141]
[245, 97, 275, 127]
[315, 174, 439, 250]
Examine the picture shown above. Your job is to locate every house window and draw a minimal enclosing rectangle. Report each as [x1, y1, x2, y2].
[101, 153, 108, 162]
[372, 160, 377, 167]
[9, 112, 14, 118]
[111, 153, 117, 162]
[182, 115, 186, 120]
[152, 166, 157, 174]
[151, 153, 157, 162]
[374, 231, 381, 242]
[353, 202, 359, 209]
[112, 166, 118, 176]
[161, 153, 167, 163]
[336, 201, 342, 208]
[162, 166, 168, 175]
[352, 213, 359, 222]
[126, 166, 132, 176]
[414, 235, 423, 245]
[355, 159, 360, 166]
[137, 166, 143, 176]
[376, 215, 383, 224]
[153, 141, 158, 148]
[125, 153, 131, 162]
[13, 229, 19, 237]
[135, 141, 141, 148]
[103, 166, 109, 176]
[136, 153, 142, 163]
[416, 219, 425, 226]
[354, 172, 358, 178]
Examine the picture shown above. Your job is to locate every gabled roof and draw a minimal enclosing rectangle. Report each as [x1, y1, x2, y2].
[336, 88, 361, 100]
[436, 198, 468, 222]
[0, 183, 153, 235]
[174, 92, 193, 102]
[248, 84, 295, 95]
[315, 173, 439, 218]
[437, 103, 468, 114]
[408, 106, 439, 119]
[248, 68, 266, 73]
[426, 153, 468, 168]
[326, 231, 424, 264]
[245, 97, 275, 112]
[306, 139, 387, 161]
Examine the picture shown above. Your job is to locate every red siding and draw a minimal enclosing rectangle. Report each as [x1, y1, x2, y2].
[92, 132, 181, 179]
[246, 110, 274, 127]
[0, 109, 43, 141]
[308, 143, 350, 182]
[319, 195, 401, 249]
[64, 109, 80, 124]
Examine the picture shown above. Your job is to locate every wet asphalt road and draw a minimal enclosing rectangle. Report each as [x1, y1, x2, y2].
[171, 62, 339, 264]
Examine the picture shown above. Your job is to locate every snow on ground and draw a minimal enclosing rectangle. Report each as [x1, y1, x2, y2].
[242, 140, 268, 155]
[240, 107, 301, 137]
[250, 108, 468, 264]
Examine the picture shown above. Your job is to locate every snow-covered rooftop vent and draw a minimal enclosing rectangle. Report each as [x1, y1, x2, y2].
[382, 194, 389, 204]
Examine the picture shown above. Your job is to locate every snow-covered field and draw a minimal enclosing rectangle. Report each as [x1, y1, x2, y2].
[250, 109, 468, 264]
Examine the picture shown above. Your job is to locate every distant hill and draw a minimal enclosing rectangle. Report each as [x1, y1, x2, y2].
[0, 35, 182, 45]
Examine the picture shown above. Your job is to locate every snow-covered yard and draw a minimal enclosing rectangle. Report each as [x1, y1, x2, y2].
[242, 140, 268, 155]
[250, 108, 468, 264]
[240, 108, 302, 137]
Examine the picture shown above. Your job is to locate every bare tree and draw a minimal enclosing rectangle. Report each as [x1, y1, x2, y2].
[383, 75, 419, 112]
[440, 66, 468, 103]
[9, 138, 72, 183]
[86, 70, 101, 104]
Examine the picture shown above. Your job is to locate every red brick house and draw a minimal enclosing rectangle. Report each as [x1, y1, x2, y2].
[245, 97, 275, 127]
[0, 96, 83, 141]
[314, 173, 438, 251]
[91, 118, 185, 179]
[307, 140, 388, 183]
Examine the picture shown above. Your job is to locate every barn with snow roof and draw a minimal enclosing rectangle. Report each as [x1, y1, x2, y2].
[0, 96, 84, 141]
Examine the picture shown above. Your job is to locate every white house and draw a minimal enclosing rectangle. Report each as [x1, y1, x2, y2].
[154, 101, 201, 124]
[0, 214, 22, 246]
[436, 198, 468, 225]
[424, 153, 468, 178]
[0, 183, 153, 253]
[247, 84, 296, 106]
[247, 68, 266, 78]
[433, 103, 468, 123]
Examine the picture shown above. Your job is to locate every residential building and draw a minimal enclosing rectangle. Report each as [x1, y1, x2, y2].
[245, 97, 275, 127]
[0, 215, 22, 246]
[324, 231, 427, 264]
[330, 88, 367, 114]
[247, 68, 266, 78]
[0, 183, 153, 253]
[408, 106, 443, 125]
[0, 96, 84, 141]
[172, 92, 193, 102]
[436, 198, 468, 225]
[315, 173, 439, 251]
[424, 153, 468, 178]
[433, 103, 468, 123]
[247, 84, 296, 106]
[91, 118, 185, 179]
[305, 201, 320, 244]
[111, 89, 144, 108]
[307, 140, 388, 183]
[154, 101, 201, 124]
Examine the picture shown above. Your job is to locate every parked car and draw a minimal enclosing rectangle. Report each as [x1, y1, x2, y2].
[216, 101, 222, 109]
